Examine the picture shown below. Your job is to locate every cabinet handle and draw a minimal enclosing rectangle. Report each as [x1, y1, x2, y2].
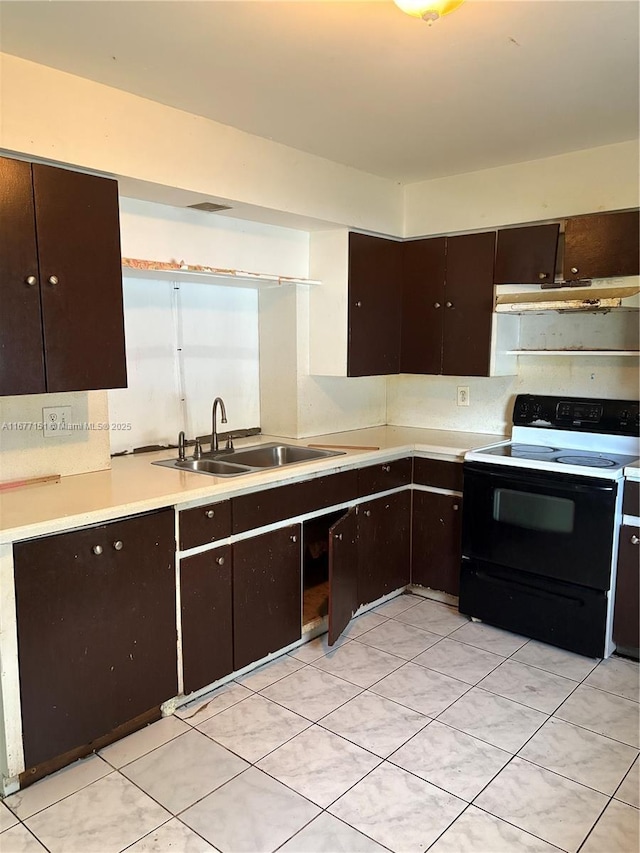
[334, 533, 343, 541]
[570, 267, 579, 274]
[113, 540, 123, 551]
[382, 464, 391, 473]
[25, 275, 37, 287]
[48, 275, 59, 286]
[452, 504, 459, 511]
[445, 301, 453, 308]
[433, 302, 441, 309]
[290, 534, 298, 543]
[355, 301, 362, 308]
[631, 535, 639, 545]
[216, 555, 225, 566]
[363, 509, 371, 517]
[205, 509, 215, 518]
[538, 272, 548, 280]
[92, 545, 103, 555]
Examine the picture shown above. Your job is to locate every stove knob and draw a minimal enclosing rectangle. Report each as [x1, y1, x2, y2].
[620, 410, 629, 420]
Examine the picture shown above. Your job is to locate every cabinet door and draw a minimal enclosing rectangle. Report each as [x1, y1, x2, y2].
[181, 546, 233, 695]
[348, 233, 402, 376]
[233, 524, 302, 670]
[328, 508, 359, 646]
[0, 157, 46, 395]
[495, 224, 559, 285]
[613, 525, 639, 652]
[358, 457, 413, 497]
[412, 491, 462, 595]
[442, 232, 496, 377]
[14, 509, 177, 771]
[401, 237, 446, 374]
[564, 210, 640, 281]
[358, 491, 411, 606]
[33, 164, 127, 392]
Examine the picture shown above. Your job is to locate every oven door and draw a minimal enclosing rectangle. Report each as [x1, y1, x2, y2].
[462, 462, 617, 590]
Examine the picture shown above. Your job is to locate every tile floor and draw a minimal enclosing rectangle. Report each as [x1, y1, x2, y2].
[1, 594, 639, 853]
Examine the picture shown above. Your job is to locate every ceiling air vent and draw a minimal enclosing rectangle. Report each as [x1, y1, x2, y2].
[187, 201, 232, 213]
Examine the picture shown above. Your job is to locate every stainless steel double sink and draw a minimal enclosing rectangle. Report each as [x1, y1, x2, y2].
[153, 442, 345, 477]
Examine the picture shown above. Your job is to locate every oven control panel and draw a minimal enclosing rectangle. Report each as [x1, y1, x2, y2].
[513, 395, 639, 435]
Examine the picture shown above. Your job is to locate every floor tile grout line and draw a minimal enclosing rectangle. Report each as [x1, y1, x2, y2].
[510, 749, 639, 800]
[470, 800, 572, 852]
[116, 813, 178, 853]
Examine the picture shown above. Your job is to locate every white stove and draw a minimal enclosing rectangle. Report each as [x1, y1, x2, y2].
[460, 394, 639, 659]
[465, 396, 640, 480]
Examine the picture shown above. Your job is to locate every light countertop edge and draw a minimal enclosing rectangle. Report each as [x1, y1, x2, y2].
[0, 426, 503, 543]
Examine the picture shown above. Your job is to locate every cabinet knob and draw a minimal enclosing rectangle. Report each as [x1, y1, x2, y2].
[355, 301, 362, 308]
[334, 532, 343, 541]
[113, 540, 123, 551]
[631, 535, 639, 545]
[382, 464, 391, 473]
[205, 509, 215, 519]
[215, 555, 225, 565]
[445, 301, 453, 308]
[290, 534, 298, 543]
[570, 267, 579, 274]
[538, 272, 548, 280]
[433, 302, 441, 309]
[25, 275, 37, 287]
[92, 545, 103, 556]
[452, 504, 459, 511]
[363, 509, 371, 517]
[48, 275, 59, 286]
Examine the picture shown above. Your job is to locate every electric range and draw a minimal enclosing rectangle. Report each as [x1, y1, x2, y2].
[460, 395, 640, 659]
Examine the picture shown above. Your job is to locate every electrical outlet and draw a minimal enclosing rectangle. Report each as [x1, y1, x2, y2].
[457, 386, 470, 407]
[42, 406, 72, 439]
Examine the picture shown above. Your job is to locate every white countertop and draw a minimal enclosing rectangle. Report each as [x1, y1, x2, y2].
[0, 426, 501, 543]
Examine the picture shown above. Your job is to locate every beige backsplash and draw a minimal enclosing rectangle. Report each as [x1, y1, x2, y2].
[0, 392, 111, 483]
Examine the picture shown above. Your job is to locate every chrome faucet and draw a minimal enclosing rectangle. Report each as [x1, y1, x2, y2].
[211, 397, 228, 453]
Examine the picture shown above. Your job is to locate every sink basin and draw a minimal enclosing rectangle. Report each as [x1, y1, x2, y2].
[220, 443, 343, 468]
[153, 458, 253, 477]
[153, 442, 344, 478]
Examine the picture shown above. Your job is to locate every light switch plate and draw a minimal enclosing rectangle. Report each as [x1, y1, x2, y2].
[42, 406, 72, 439]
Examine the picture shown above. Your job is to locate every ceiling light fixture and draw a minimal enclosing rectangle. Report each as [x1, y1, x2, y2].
[393, 0, 465, 24]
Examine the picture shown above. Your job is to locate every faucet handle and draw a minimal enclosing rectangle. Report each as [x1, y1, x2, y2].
[225, 434, 234, 451]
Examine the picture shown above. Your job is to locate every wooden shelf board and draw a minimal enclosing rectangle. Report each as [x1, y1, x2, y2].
[122, 258, 320, 288]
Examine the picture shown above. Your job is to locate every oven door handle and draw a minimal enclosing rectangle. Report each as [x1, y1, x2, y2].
[475, 568, 587, 607]
[464, 462, 617, 496]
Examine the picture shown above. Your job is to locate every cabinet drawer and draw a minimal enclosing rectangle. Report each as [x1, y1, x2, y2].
[179, 500, 231, 550]
[358, 457, 412, 496]
[413, 457, 463, 491]
[232, 470, 359, 534]
[623, 482, 640, 517]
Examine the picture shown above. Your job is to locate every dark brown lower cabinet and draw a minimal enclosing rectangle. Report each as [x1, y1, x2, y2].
[233, 524, 302, 670]
[181, 546, 233, 695]
[613, 525, 640, 652]
[14, 509, 177, 772]
[358, 491, 411, 607]
[412, 491, 463, 596]
[328, 508, 359, 645]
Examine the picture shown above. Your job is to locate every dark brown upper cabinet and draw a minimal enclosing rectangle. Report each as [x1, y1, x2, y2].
[401, 232, 496, 377]
[442, 232, 496, 377]
[494, 223, 560, 285]
[0, 156, 127, 396]
[401, 237, 446, 375]
[563, 210, 640, 281]
[348, 232, 403, 376]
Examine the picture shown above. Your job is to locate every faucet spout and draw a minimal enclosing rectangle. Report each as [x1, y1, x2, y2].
[211, 397, 228, 453]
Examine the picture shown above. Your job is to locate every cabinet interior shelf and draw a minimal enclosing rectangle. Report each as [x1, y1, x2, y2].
[122, 258, 320, 288]
[506, 350, 639, 357]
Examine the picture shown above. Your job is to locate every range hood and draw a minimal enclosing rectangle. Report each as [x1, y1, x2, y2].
[495, 282, 640, 313]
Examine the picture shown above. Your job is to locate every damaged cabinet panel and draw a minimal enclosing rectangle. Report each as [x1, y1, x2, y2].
[233, 524, 302, 670]
[14, 509, 177, 773]
[412, 490, 463, 596]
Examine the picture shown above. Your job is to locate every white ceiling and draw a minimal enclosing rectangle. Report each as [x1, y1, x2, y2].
[0, 0, 638, 184]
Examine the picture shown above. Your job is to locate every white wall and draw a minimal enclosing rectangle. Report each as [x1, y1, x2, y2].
[0, 53, 404, 234]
